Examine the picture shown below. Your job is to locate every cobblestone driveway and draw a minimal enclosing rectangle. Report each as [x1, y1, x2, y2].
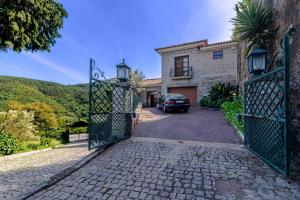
[27, 137, 300, 200]
[0, 142, 91, 200]
[135, 107, 241, 144]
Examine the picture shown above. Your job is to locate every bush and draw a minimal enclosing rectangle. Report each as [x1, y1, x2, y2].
[221, 96, 244, 133]
[70, 127, 87, 134]
[48, 139, 61, 147]
[40, 128, 69, 143]
[199, 82, 239, 108]
[40, 137, 52, 146]
[27, 142, 39, 150]
[40, 137, 60, 147]
[199, 96, 213, 108]
[60, 130, 69, 144]
[0, 110, 38, 141]
[0, 133, 19, 155]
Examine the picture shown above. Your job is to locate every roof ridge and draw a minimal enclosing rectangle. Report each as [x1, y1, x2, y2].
[144, 78, 161, 80]
[155, 39, 208, 51]
[207, 40, 236, 46]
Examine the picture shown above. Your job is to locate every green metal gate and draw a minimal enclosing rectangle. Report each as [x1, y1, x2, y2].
[243, 29, 294, 176]
[88, 59, 133, 150]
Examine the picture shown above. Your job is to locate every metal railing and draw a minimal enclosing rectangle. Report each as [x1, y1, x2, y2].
[170, 66, 193, 78]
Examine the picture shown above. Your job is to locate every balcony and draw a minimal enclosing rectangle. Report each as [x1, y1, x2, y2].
[169, 66, 193, 79]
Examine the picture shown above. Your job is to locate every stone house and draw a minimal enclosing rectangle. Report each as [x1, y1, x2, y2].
[155, 40, 238, 105]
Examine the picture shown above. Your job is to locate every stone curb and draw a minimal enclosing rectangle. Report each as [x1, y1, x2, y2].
[1, 144, 64, 160]
[1, 142, 89, 160]
[19, 147, 101, 200]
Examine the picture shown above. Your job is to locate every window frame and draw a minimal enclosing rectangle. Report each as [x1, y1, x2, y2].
[213, 50, 223, 60]
[174, 55, 189, 76]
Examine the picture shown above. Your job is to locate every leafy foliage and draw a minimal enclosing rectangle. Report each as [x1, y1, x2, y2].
[0, 110, 37, 141]
[8, 101, 59, 130]
[130, 69, 145, 89]
[130, 69, 145, 106]
[0, 0, 67, 52]
[231, 0, 277, 56]
[70, 127, 88, 134]
[221, 96, 244, 133]
[0, 76, 88, 123]
[40, 137, 60, 147]
[199, 82, 239, 108]
[0, 133, 19, 155]
[199, 96, 214, 108]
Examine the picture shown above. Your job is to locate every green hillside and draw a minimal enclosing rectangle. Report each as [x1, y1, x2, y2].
[0, 76, 88, 122]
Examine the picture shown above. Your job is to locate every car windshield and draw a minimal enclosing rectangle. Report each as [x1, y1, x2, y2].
[166, 93, 185, 99]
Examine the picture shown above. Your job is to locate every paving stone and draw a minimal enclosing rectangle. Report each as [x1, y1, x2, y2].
[0, 142, 91, 200]
[25, 137, 300, 200]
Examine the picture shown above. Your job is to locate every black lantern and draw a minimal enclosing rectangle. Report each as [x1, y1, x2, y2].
[116, 58, 130, 82]
[247, 48, 268, 76]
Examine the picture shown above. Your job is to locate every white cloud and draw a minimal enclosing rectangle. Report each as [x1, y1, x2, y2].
[26, 53, 87, 83]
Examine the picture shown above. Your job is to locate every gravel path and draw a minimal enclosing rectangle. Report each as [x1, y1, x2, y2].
[135, 107, 241, 144]
[0, 142, 91, 200]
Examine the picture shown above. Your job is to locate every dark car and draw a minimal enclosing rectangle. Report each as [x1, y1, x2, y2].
[157, 93, 190, 113]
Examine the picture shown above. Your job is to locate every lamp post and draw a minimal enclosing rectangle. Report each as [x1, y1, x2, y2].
[116, 58, 130, 83]
[247, 48, 268, 77]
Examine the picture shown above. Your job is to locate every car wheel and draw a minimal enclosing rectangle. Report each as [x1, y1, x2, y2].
[163, 106, 168, 113]
[183, 108, 188, 113]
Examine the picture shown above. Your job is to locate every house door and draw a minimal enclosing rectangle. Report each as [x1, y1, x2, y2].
[150, 95, 155, 107]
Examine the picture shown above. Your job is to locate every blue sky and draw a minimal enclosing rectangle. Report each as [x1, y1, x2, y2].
[0, 0, 237, 85]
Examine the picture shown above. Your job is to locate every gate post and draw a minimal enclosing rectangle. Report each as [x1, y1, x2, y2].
[283, 27, 296, 176]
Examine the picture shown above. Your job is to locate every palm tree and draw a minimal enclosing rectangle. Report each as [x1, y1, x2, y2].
[231, 0, 277, 56]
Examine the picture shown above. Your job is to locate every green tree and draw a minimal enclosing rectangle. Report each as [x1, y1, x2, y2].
[129, 69, 145, 91]
[0, 110, 37, 141]
[0, 0, 68, 52]
[231, 0, 277, 56]
[7, 101, 59, 130]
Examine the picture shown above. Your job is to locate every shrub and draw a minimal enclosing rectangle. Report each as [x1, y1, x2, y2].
[199, 96, 213, 108]
[40, 128, 69, 143]
[27, 141, 39, 150]
[0, 110, 38, 141]
[60, 130, 69, 144]
[70, 127, 88, 134]
[40, 137, 53, 146]
[40, 137, 60, 147]
[199, 82, 239, 108]
[7, 101, 59, 130]
[0, 133, 19, 155]
[221, 96, 244, 133]
[48, 139, 61, 147]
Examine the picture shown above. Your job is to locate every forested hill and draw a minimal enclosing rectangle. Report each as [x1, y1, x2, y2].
[0, 76, 88, 122]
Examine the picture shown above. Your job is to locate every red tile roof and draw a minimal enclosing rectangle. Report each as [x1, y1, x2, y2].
[142, 78, 162, 87]
[155, 40, 236, 52]
[206, 40, 236, 47]
[155, 39, 208, 51]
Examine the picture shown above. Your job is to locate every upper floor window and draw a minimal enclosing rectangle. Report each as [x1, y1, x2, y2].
[213, 50, 223, 59]
[174, 56, 189, 76]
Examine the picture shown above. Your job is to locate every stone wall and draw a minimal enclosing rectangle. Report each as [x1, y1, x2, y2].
[161, 43, 238, 103]
[238, 0, 300, 174]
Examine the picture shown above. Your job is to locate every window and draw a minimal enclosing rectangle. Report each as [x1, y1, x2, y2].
[213, 50, 223, 59]
[174, 56, 189, 76]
